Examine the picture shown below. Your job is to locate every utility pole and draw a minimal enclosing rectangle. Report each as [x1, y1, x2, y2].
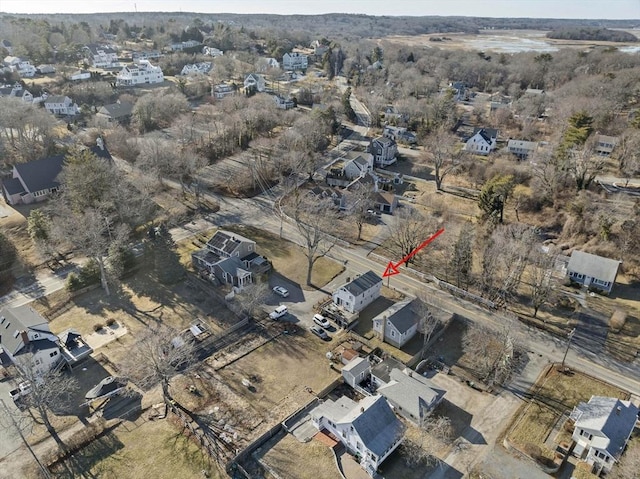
[561, 328, 576, 371]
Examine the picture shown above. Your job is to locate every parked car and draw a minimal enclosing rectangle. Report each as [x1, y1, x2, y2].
[9, 381, 31, 401]
[310, 325, 329, 340]
[269, 305, 288, 320]
[273, 286, 289, 298]
[313, 314, 330, 329]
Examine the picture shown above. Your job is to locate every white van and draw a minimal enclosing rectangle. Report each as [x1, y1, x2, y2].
[269, 305, 288, 320]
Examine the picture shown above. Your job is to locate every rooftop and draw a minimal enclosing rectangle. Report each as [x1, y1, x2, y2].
[341, 270, 382, 297]
[568, 250, 621, 284]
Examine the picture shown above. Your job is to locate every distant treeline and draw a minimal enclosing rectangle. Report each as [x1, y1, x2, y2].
[546, 27, 638, 43]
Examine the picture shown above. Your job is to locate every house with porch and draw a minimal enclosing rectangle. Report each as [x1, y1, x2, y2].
[372, 299, 418, 348]
[2, 143, 112, 205]
[44, 96, 80, 116]
[0, 305, 62, 375]
[191, 230, 270, 289]
[282, 52, 308, 71]
[570, 396, 639, 475]
[465, 128, 498, 155]
[332, 271, 383, 314]
[566, 250, 621, 295]
[369, 137, 398, 167]
[274, 95, 295, 110]
[310, 394, 405, 476]
[116, 60, 164, 86]
[213, 83, 235, 99]
[244, 73, 266, 93]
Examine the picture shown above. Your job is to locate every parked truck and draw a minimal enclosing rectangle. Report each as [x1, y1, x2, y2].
[9, 381, 31, 401]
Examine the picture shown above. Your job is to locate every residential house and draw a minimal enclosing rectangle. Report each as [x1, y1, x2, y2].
[507, 139, 538, 160]
[0, 305, 62, 375]
[369, 137, 398, 167]
[376, 368, 446, 425]
[202, 46, 224, 57]
[381, 106, 409, 123]
[2, 143, 112, 205]
[3, 56, 36, 77]
[274, 95, 295, 110]
[36, 64, 56, 74]
[180, 62, 212, 76]
[84, 44, 119, 68]
[258, 57, 280, 71]
[595, 135, 618, 156]
[1, 39, 13, 54]
[525, 88, 545, 96]
[132, 51, 163, 61]
[0, 83, 33, 103]
[464, 128, 498, 155]
[311, 395, 405, 476]
[44, 95, 80, 116]
[169, 40, 203, 51]
[70, 70, 91, 81]
[309, 186, 346, 210]
[343, 151, 374, 179]
[332, 271, 383, 314]
[570, 396, 639, 474]
[383, 125, 417, 145]
[373, 191, 398, 214]
[282, 52, 308, 71]
[567, 250, 621, 295]
[116, 60, 164, 86]
[191, 230, 270, 289]
[449, 81, 469, 101]
[212, 83, 235, 99]
[310, 40, 330, 57]
[96, 101, 134, 124]
[243, 73, 266, 93]
[372, 299, 418, 348]
[341, 356, 370, 388]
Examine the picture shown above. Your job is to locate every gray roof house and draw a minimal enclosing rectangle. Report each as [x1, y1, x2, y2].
[0, 305, 62, 375]
[369, 137, 398, 167]
[342, 356, 370, 388]
[570, 396, 639, 474]
[191, 230, 270, 290]
[96, 101, 133, 123]
[507, 139, 538, 160]
[332, 271, 383, 314]
[465, 128, 498, 156]
[567, 250, 621, 295]
[2, 143, 112, 206]
[372, 298, 418, 349]
[595, 135, 618, 156]
[376, 368, 445, 425]
[311, 394, 405, 476]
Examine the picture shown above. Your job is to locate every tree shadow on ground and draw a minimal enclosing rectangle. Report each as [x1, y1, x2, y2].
[48, 432, 125, 479]
[434, 399, 486, 445]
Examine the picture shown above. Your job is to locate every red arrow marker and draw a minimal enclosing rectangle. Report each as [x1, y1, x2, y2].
[382, 228, 445, 278]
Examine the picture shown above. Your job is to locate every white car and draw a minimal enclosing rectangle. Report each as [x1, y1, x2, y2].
[313, 314, 330, 329]
[269, 305, 288, 320]
[273, 286, 289, 298]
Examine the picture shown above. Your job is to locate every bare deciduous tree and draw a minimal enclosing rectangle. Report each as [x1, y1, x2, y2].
[424, 127, 465, 191]
[402, 414, 453, 468]
[463, 324, 519, 385]
[345, 183, 377, 241]
[411, 293, 442, 359]
[387, 207, 438, 268]
[567, 141, 605, 191]
[528, 250, 556, 318]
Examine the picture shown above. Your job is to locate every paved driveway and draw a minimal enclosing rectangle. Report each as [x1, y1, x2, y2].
[0, 379, 30, 460]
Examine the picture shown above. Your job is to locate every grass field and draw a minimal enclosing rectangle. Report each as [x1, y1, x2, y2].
[49, 417, 222, 479]
[258, 433, 338, 479]
[508, 366, 629, 459]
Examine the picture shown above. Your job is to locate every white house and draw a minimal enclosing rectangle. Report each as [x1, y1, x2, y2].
[372, 299, 418, 348]
[282, 52, 308, 71]
[274, 95, 295, 110]
[202, 46, 224, 57]
[3, 56, 36, 77]
[70, 70, 91, 81]
[343, 151, 374, 180]
[595, 135, 618, 156]
[180, 62, 212, 76]
[341, 356, 370, 388]
[44, 95, 80, 116]
[311, 395, 405, 476]
[170, 40, 202, 51]
[464, 128, 498, 155]
[383, 125, 417, 145]
[84, 44, 119, 68]
[36, 64, 56, 74]
[0, 83, 34, 103]
[116, 60, 164, 86]
[258, 57, 280, 71]
[570, 396, 639, 474]
[507, 139, 537, 159]
[369, 137, 398, 167]
[567, 250, 621, 295]
[213, 83, 235, 99]
[332, 271, 383, 314]
[0, 305, 62, 375]
[244, 73, 266, 93]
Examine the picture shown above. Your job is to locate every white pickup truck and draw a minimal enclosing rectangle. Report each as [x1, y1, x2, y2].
[9, 381, 31, 401]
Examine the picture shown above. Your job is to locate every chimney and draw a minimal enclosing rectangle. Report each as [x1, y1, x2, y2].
[20, 330, 29, 345]
[360, 407, 365, 413]
[616, 406, 621, 415]
[96, 137, 104, 150]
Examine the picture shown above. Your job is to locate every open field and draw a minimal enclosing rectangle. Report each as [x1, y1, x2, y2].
[48, 416, 221, 479]
[507, 365, 629, 460]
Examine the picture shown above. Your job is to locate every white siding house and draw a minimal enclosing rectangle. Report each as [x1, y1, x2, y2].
[116, 60, 164, 86]
[44, 96, 80, 116]
[332, 271, 383, 314]
[372, 299, 418, 348]
[369, 137, 398, 167]
[465, 128, 498, 155]
[282, 52, 308, 70]
[84, 44, 119, 68]
[567, 250, 621, 295]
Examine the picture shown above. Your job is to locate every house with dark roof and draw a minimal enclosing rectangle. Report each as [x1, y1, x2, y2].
[191, 230, 270, 289]
[57, 329, 93, 365]
[383, 125, 417, 145]
[464, 128, 498, 155]
[372, 299, 418, 348]
[570, 396, 639, 474]
[567, 250, 621, 295]
[309, 186, 346, 210]
[2, 143, 112, 205]
[96, 101, 134, 124]
[0, 305, 62, 375]
[84, 44, 119, 68]
[369, 136, 397, 167]
[310, 394, 405, 476]
[373, 191, 398, 214]
[243, 73, 266, 93]
[332, 271, 383, 314]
